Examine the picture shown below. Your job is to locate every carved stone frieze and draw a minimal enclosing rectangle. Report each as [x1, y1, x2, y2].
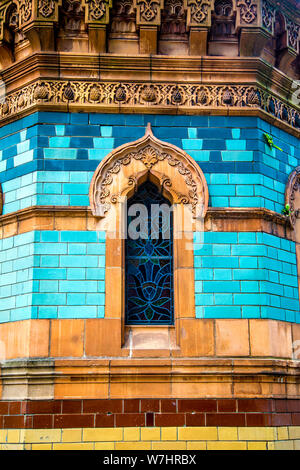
[0, 79, 299, 131]
[85, 0, 112, 23]
[237, 0, 258, 25]
[261, 0, 275, 34]
[161, 0, 187, 35]
[19, 0, 33, 23]
[38, 0, 56, 17]
[185, 0, 212, 27]
[110, 0, 136, 34]
[134, 0, 164, 25]
[286, 18, 300, 52]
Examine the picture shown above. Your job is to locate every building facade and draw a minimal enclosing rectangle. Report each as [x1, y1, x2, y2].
[0, 0, 299, 450]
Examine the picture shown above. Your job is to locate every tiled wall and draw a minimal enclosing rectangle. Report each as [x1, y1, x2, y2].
[0, 231, 106, 322]
[0, 112, 299, 215]
[0, 399, 299, 450]
[0, 112, 299, 323]
[193, 232, 300, 323]
[1, 229, 298, 324]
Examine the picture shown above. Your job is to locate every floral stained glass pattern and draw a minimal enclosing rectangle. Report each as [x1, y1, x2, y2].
[125, 181, 174, 324]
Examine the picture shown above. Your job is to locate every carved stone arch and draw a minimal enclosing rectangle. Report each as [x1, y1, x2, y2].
[89, 123, 208, 348]
[89, 123, 209, 224]
[285, 167, 300, 306]
[285, 166, 300, 229]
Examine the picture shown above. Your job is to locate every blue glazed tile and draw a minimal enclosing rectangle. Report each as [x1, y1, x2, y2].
[203, 306, 241, 319]
[242, 306, 260, 319]
[70, 114, 89, 125]
[188, 128, 197, 139]
[58, 305, 97, 318]
[38, 112, 70, 124]
[70, 137, 94, 148]
[88, 148, 111, 160]
[203, 280, 240, 293]
[194, 269, 213, 281]
[33, 268, 67, 280]
[67, 293, 86, 305]
[89, 114, 125, 125]
[38, 306, 58, 319]
[40, 256, 59, 267]
[209, 151, 222, 162]
[182, 139, 203, 150]
[86, 293, 105, 305]
[213, 269, 232, 281]
[62, 183, 89, 195]
[195, 293, 214, 305]
[65, 124, 101, 137]
[222, 151, 253, 161]
[44, 148, 77, 159]
[66, 268, 86, 280]
[232, 129, 241, 139]
[203, 140, 226, 150]
[226, 140, 246, 151]
[101, 126, 113, 137]
[32, 292, 66, 305]
[86, 268, 105, 280]
[214, 294, 233, 305]
[59, 280, 97, 292]
[61, 231, 97, 243]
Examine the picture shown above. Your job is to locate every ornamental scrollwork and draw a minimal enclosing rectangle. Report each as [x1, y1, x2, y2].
[91, 125, 207, 217]
[137, 0, 160, 21]
[237, 0, 257, 24]
[19, 0, 33, 23]
[185, 0, 211, 26]
[261, 0, 275, 34]
[285, 167, 300, 227]
[0, 80, 299, 132]
[85, 0, 112, 22]
[38, 0, 56, 17]
[286, 18, 300, 52]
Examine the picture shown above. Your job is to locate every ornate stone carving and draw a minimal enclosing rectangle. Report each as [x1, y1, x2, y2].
[59, 0, 85, 33]
[237, 0, 257, 24]
[19, 0, 33, 23]
[0, 79, 299, 131]
[211, 0, 236, 39]
[89, 124, 209, 218]
[261, 0, 275, 34]
[85, 0, 112, 23]
[161, 0, 187, 35]
[286, 18, 300, 52]
[110, 0, 136, 34]
[135, 0, 163, 24]
[185, 0, 211, 27]
[38, 0, 56, 17]
[285, 167, 300, 226]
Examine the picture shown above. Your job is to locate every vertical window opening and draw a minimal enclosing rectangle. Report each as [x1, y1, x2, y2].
[125, 181, 174, 325]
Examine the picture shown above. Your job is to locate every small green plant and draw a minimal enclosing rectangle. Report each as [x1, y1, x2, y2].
[282, 204, 292, 217]
[263, 133, 283, 151]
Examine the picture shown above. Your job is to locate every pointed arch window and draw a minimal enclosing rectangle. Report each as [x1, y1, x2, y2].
[125, 181, 174, 325]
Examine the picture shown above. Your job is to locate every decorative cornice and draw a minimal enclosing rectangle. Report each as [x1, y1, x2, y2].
[0, 77, 299, 134]
[0, 206, 295, 240]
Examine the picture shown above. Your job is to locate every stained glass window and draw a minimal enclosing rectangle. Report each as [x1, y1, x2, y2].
[125, 181, 174, 325]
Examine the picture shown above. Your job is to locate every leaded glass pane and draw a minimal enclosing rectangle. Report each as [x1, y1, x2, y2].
[125, 181, 174, 325]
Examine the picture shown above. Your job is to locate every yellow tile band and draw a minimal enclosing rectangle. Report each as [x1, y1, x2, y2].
[0, 426, 300, 450]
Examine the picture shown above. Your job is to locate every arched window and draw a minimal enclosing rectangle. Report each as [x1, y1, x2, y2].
[125, 181, 174, 325]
